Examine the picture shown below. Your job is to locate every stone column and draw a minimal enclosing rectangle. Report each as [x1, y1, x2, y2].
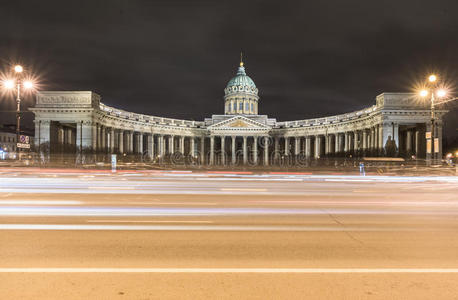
[190, 137, 195, 157]
[370, 127, 375, 150]
[168, 136, 174, 154]
[392, 123, 399, 151]
[210, 136, 215, 165]
[284, 137, 289, 156]
[415, 130, 420, 156]
[344, 132, 349, 153]
[180, 136, 185, 154]
[324, 135, 329, 155]
[253, 136, 258, 165]
[349, 132, 354, 152]
[139, 133, 144, 154]
[406, 130, 413, 154]
[243, 136, 248, 164]
[221, 136, 225, 165]
[200, 137, 205, 164]
[314, 136, 321, 159]
[127, 132, 132, 154]
[274, 137, 280, 161]
[264, 136, 269, 166]
[101, 127, 106, 152]
[147, 134, 154, 160]
[95, 124, 102, 151]
[231, 136, 236, 165]
[295, 137, 300, 156]
[157, 135, 163, 157]
[57, 126, 64, 145]
[362, 130, 367, 151]
[88, 123, 96, 151]
[118, 131, 124, 153]
[354, 131, 359, 152]
[328, 135, 334, 155]
[75, 121, 93, 151]
[334, 134, 339, 153]
[305, 136, 311, 158]
[65, 128, 72, 145]
[110, 129, 115, 153]
[375, 126, 379, 150]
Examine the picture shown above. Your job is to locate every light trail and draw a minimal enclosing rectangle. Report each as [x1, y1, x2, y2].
[1, 268, 458, 273]
[1, 206, 457, 217]
[0, 200, 82, 205]
[86, 220, 214, 223]
[0, 224, 438, 231]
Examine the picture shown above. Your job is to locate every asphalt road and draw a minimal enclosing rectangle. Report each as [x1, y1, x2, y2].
[0, 169, 458, 299]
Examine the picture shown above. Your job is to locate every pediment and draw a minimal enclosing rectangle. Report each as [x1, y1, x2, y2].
[208, 116, 271, 131]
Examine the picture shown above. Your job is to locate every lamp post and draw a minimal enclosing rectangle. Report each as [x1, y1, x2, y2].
[419, 74, 456, 164]
[2, 65, 34, 159]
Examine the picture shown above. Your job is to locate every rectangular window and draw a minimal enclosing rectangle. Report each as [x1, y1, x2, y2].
[245, 103, 249, 111]
[251, 103, 254, 112]
[239, 102, 243, 110]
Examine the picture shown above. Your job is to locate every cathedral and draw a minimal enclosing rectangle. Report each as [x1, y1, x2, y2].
[30, 58, 447, 165]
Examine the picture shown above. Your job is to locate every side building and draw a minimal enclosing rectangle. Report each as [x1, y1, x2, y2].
[30, 61, 447, 165]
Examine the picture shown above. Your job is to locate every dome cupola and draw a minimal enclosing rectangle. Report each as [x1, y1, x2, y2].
[224, 55, 259, 115]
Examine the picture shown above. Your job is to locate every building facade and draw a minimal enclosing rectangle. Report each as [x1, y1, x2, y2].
[0, 126, 34, 160]
[30, 61, 447, 165]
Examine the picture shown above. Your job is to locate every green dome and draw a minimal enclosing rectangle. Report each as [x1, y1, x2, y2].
[226, 66, 256, 89]
[224, 65, 259, 97]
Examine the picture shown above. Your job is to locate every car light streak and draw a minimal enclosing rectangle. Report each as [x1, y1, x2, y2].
[0, 224, 434, 231]
[0, 206, 457, 217]
[0, 200, 82, 205]
[1, 268, 458, 273]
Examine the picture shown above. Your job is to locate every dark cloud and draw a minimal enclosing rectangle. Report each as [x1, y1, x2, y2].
[0, 0, 456, 138]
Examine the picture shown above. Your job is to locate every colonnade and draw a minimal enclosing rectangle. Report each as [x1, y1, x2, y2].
[44, 121, 439, 165]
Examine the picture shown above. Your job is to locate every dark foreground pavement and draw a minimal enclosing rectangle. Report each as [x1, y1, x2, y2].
[0, 169, 457, 299]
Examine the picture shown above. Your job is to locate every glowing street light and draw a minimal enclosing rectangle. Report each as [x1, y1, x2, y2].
[3, 79, 15, 89]
[437, 89, 447, 98]
[1, 64, 37, 159]
[14, 65, 23, 73]
[23, 81, 34, 89]
[418, 74, 456, 164]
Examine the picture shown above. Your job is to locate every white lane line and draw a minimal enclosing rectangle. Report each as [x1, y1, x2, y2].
[1, 268, 458, 273]
[221, 188, 267, 192]
[252, 200, 458, 206]
[86, 220, 214, 224]
[0, 200, 82, 205]
[88, 186, 135, 190]
[0, 224, 427, 231]
[127, 202, 218, 206]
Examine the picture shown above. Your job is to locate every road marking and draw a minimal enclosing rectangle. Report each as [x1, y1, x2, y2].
[88, 186, 135, 190]
[86, 220, 213, 224]
[1, 268, 458, 273]
[127, 202, 218, 206]
[221, 188, 267, 192]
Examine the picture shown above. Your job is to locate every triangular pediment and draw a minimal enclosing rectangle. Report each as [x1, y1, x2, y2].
[208, 115, 271, 132]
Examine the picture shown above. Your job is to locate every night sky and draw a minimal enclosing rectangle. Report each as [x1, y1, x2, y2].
[0, 0, 457, 139]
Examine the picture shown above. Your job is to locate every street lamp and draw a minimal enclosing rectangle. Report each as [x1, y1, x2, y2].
[2, 65, 35, 159]
[419, 74, 456, 164]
